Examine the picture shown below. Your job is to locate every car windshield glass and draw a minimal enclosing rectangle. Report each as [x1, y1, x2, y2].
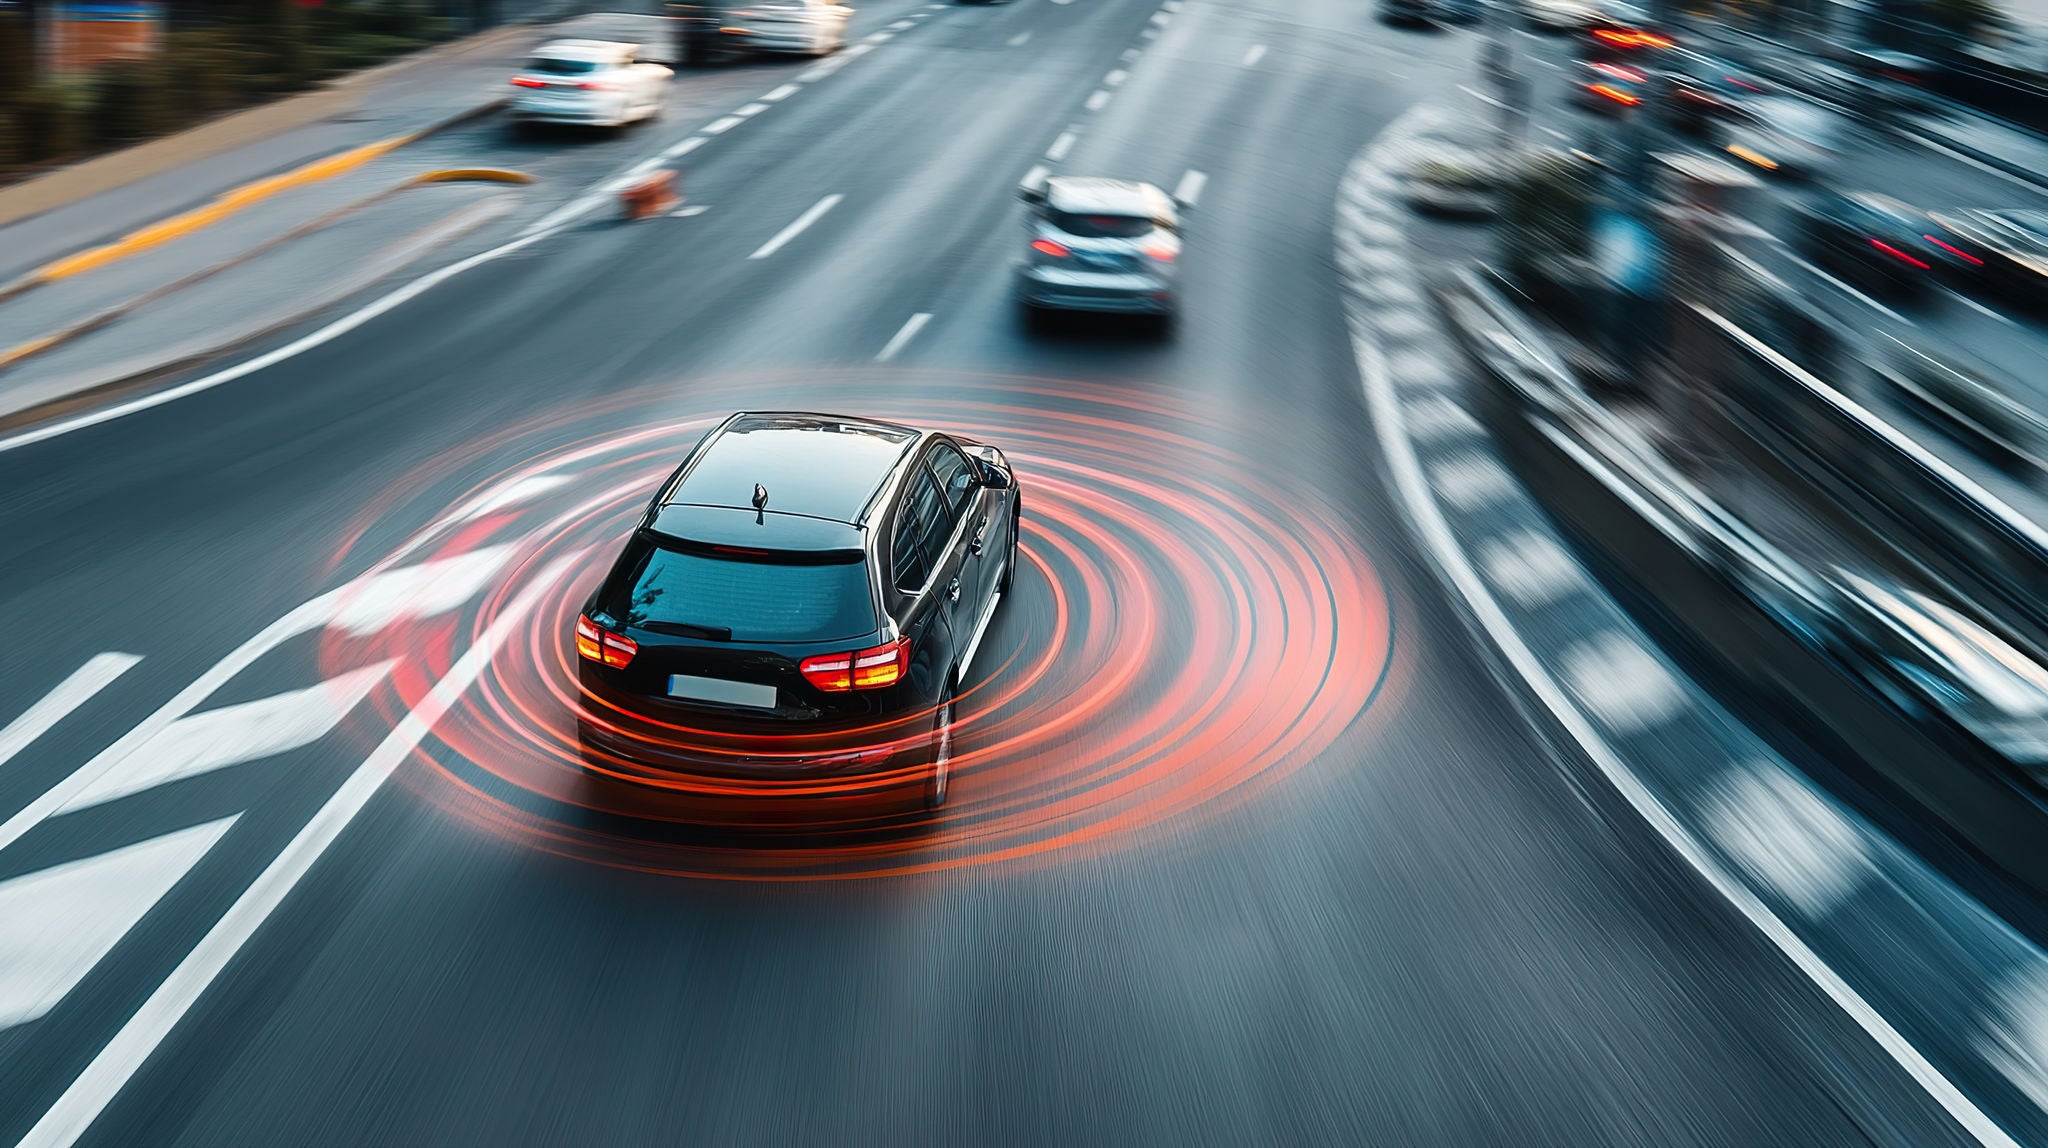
[1049, 211, 1155, 239]
[528, 56, 600, 75]
[600, 539, 876, 643]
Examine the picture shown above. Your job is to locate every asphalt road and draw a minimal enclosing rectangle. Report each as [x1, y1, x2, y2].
[0, 1, 1995, 1144]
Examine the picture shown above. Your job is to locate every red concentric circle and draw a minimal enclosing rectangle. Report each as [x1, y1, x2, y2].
[321, 371, 1398, 880]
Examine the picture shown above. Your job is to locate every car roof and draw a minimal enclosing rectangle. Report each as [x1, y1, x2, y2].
[664, 412, 922, 531]
[531, 39, 635, 61]
[1044, 177, 1173, 218]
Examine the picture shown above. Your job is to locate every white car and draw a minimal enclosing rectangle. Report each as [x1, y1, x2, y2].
[511, 40, 672, 128]
[719, 0, 853, 56]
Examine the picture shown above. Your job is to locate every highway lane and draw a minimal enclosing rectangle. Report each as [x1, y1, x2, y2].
[0, 1, 1993, 1144]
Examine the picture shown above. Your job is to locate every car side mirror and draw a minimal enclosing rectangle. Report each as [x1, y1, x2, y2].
[978, 460, 1013, 489]
[1018, 181, 1047, 206]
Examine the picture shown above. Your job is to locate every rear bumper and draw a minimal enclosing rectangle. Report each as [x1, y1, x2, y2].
[512, 96, 631, 125]
[1017, 266, 1175, 313]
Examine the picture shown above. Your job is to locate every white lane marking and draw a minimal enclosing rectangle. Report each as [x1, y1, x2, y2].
[865, 30, 894, 42]
[1009, 30, 1032, 46]
[1242, 42, 1266, 66]
[1173, 168, 1207, 207]
[1050, 0, 1074, 7]
[1162, 0, 1180, 8]
[1402, 394, 1482, 442]
[1377, 306, 1431, 342]
[1046, 131, 1079, 161]
[623, 156, 664, 179]
[1140, 26, 1157, 38]
[1899, 129, 2048, 195]
[1428, 452, 1515, 509]
[763, 83, 800, 101]
[1355, 327, 2027, 1148]
[875, 312, 933, 362]
[1704, 761, 1869, 916]
[0, 817, 237, 1030]
[735, 102, 770, 117]
[1021, 163, 1050, 190]
[1561, 633, 1684, 733]
[1760, 243, 1907, 323]
[15, 554, 582, 1148]
[325, 545, 518, 636]
[0, 220, 559, 455]
[958, 590, 1003, 683]
[1105, 68, 1128, 86]
[889, 17, 915, 28]
[0, 655, 142, 774]
[59, 662, 396, 813]
[662, 135, 707, 159]
[1121, 46, 1140, 61]
[448, 474, 574, 523]
[843, 41, 875, 58]
[1084, 89, 1111, 112]
[672, 204, 711, 218]
[796, 58, 844, 81]
[701, 115, 744, 134]
[1149, 9, 1169, 22]
[1385, 348, 1448, 387]
[1458, 83, 1507, 110]
[1983, 969, 2048, 1113]
[1475, 529, 1584, 606]
[749, 193, 843, 260]
[1946, 288, 2019, 326]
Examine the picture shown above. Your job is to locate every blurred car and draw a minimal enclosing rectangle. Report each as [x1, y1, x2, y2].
[1016, 176, 1183, 325]
[1377, 0, 1436, 26]
[1585, 1, 1669, 45]
[1523, 0, 1597, 32]
[1574, 59, 1650, 112]
[1721, 97, 1847, 178]
[1665, 52, 1767, 133]
[510, 40, 672, 128]
[1926, 209, 2048, 304]
[1436, 0, 1483, 25]
[576, 412, 1020, 812]
[719, 0, 852, 56]
[1791, 191, 1979, 298]
[1849, 48, 1942, 114]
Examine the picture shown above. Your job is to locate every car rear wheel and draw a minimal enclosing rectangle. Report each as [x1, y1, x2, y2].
[924, 685, 956, 810]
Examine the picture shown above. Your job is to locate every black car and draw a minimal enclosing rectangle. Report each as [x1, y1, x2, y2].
[1927, 209, 2048, 307]
[1791, 191, 1978, 298]
[576, 412, 1021, 813]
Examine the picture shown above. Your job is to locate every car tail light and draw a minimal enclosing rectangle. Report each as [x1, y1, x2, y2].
[1143, 245, 1176, 263]
[801, 638, 909, 692]
[578, 80, 617, 91]
[512, 77, 546, 88]
[1925, 235, 1985, 265]
[576, 615, 637, 668]
[1589, 83, 1640, 106]
[1870, 238, 1930, 269]
[1030, 238, 1070, 258]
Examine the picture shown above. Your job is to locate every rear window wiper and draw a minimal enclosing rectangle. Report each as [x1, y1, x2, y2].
[638, 620, 733, 640]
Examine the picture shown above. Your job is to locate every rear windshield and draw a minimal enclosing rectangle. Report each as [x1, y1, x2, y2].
[528, 56, 601, 75]
[1049, 211, 1156, 239]
[598, 539, 876, 644]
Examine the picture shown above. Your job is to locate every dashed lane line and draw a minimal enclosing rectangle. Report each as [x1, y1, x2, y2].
[672, 204, 711, 218]
[875, 312, 933, 362]
[749, 193, 843, 260]
[0, 655, 142, 773]
[1046, 131, 1079, 161]
[1084, 90, 1111, 112]
[701, 115, 744, 135]
[1242, 43, 1266, 66]
[763, 83, 800, 101]
[1010, 31, 1033, 46]
[735, 102, 769, 117]
[1105, 69, 1128, 86]
[1173, 169, 1207, 207]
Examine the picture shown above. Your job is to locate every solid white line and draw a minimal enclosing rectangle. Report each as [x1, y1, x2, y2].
[672, 204, 711, 217]
[749, 193, 842, 259]
[762, 83, 800, 102]
[875, 312, 932, 362]
[1241, 42, 1266, 66]
[13, 553, 582, 1148]
[735, 102, 769, 117]
[1009, 30, 1032, 46]
[1900, 129, 2048, 196]
[1946, 287, 2019, 326]
[1046, 131, 1078, 161]
[663, 135, 707, 159]
[0, 225, 560, 455]
[1105, 68, 1127, 86]
[1784, 251, 1906, 322]
[1084, 89, 1110, 111]
[1173, 168, 1207, 207]
[0, 654, 141, 773]
[701, 115, 743, 134]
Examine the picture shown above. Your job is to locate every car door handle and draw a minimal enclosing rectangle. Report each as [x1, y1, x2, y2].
[946, 577, 962, 602]
[969, 517, 990, 555]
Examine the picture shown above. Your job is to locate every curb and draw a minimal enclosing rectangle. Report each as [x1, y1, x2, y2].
[0, 97, 510, 309]
[0, 167, 533, 379]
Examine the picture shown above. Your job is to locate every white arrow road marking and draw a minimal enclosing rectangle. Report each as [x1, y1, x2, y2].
[0, 817, 237, 1029]
[59, 663, 396, 814]
[16, 552, 582, 1148]
[324, 544, 518, 637]
[0, 655, 142, 773]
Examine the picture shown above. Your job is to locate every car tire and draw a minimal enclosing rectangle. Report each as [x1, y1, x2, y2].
[924, 682, 956, 810]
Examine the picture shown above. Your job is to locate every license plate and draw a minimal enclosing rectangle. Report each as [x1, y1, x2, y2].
[669, 675, 778, 709]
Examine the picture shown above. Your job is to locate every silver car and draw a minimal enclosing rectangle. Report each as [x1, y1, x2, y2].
[1016, 177, 1182, 323]
[510, 40, 672, 128]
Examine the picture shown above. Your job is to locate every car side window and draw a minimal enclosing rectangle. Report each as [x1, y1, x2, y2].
[925, 442, 978, 518]
[892, 468, 947, 592]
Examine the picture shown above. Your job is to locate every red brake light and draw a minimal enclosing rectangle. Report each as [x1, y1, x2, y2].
[1869, 238, 1930, 270]
[801, 639, 909, 692]
[512, 76, 546, 88]
[1031, 238, 1070, 258]
[1589, 83, 1641, 106]
[576, 614, 637, 668]
[578, 80, 616, 90]
[1925, 235, 1985, 265]
[1144, 246, 1176, 263]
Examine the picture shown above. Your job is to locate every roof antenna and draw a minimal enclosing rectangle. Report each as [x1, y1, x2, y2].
[752, 483, 769, 524]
